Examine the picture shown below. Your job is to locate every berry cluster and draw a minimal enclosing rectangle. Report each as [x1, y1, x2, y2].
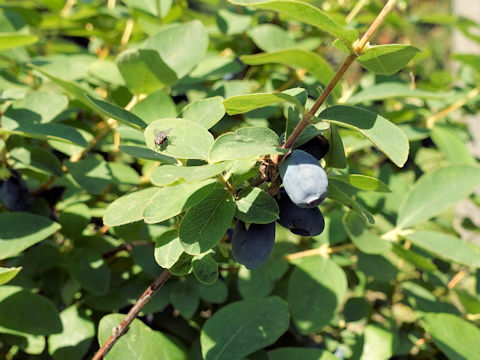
[231, 135, 329, 269]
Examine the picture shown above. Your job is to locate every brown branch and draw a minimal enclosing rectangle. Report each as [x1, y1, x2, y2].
[281, 0, 399, 153]
[285, 242, 356, 261]
[102, 241, 152, 259]
[92, 270, 172, 360]
[447, 269, 467, 289]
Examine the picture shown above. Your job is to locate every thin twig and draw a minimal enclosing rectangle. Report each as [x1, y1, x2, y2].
[345, 0, 369, 23]
[447, 269, 466, 289]
[70, 95, 138, 162]
[92, 270, 172, 360]
[285, 242, 356, 261]
[102, 241, 152, 259]
[282, 0, 399, 153]
[426, 86, 480, 128]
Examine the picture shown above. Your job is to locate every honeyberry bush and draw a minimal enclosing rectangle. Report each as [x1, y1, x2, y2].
[1, 0, 480, 359]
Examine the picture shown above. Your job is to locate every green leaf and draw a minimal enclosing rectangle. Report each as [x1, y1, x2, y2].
[237, 258, 288, 299]
[326, 124, 347, 169]
[317, 105, 409, 167]
[143, 179, 217, 224]
[180, 96, 225, 130]
[64, 156, 112, 195]
[144, 118, 214, 160]
[397, 165, 480, 229]
[0, 286, 62, 335]
[288, 257, 347, 334]
[9, 145, 63, 177]
[241, 50, 338, 94]
[217, 9, 252, 35]
[154, 230, 184, 268]
[235, 187, 279, 224]
[143, 20, 208, 78]
[0, 267, 22, 285]
[86, 95, 147, 131]
[65, 248, 110, 295]
[269, 348, 338, 360]
[179, 185, 236, 255]
[330, 174, 391, 192]
[196, 279, 229, 304]
[391, 244, 437, 271]
[58, 203, 91, 240]
[356, 44, 421, 75]
[421, 313, 480, 360]
[346, 82, 453, 104]
[223, 91, 303, 115]
[247, 24, 296, 52]
[201, 296, 290, 360]
[404, 231, 480, 267]
[103, 187, 160, 226]
[98, 314, 187, 360]
[228, 0, 358, 46]
[0, 213, 61, 260]
[327, 182, 374, 224]
[47, 306, 94, 360]
[30, 65, 99, 113]
[132, 90, 177, 124]
[360, 324, 397, 360]
[209, 127, 287, 162]
[343, 212, 391, 254]
[430, 125, 477, 166]
[150, 162, 229, 186]
[192, 254, 218, 285]
[116, 49, 178, 94]
[0, 32, 38, 51]
[1, 110, 89, 147]
[10, 90, 68, 123]
[170, 280, 199, 319]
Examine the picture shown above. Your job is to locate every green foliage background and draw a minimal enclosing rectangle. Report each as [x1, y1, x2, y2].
[0, 0, 480, 359]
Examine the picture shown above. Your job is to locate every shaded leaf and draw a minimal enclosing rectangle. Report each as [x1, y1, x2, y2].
[0, 213, 60, 260]
[397, 165, 480, 229]
[201, 296, 289, 360]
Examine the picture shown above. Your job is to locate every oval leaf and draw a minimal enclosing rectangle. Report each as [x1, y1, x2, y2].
[192, 254, 218, 285]
[209, 127, 287, 162]
[357, 44, 421, 75]
[404, 231, 480, 268]
[397, 165, 480, 229]
[154, 230, 184, 269]
[181, 96, 225, 129]
[317, 105, 409, 167]
[223, 92, 303, 115]
[288, 257, 347, 334]
[98, 314, 187, 360]
[47, 306, 94, 360]
[235, 187, 279, 224]
[179, 185, 236, 255]
[86, 95, 147, 130]
[150, 162, 229, 187]
[103, 187, 160, 226]
[343, 212, 391, 254]
[143, 179, 217, 224]
[241, 50, 336, 92]
[421, 313, 480, 360]
[0, 213, 61, 260]
[0, 267, 22, 286]
[228, 0, 358, 46]
[143, 20, 208, 78]
[116, 48, 178, 94]
[144, 118, 214, 160]
[201, 296, 290, 360]
[0, 286, 62, 335]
